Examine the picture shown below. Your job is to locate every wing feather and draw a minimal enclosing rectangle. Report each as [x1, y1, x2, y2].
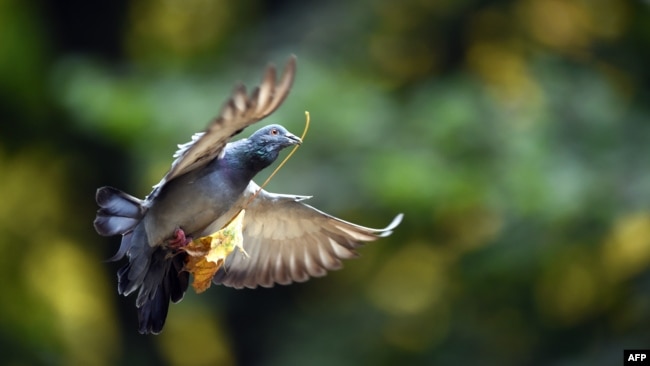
[210, 183, 403, 289]
[147, 56, 297, 202]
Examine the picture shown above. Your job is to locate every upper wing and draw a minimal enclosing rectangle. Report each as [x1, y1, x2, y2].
[210, 183, 404, 289]
[146, 56, 297, 202]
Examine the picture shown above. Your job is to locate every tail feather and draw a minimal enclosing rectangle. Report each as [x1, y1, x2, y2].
[95, 186, 189, 335]
[126, 249, 189, 335]
[94, 186, 144, 236]
[119, 229, 154, 297]
[137, 283, 169, 335]
[106, 232, 132, 262]
[169, 257, 189, 303]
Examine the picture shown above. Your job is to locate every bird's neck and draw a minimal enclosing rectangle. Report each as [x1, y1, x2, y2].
[224, 139, 279, 179]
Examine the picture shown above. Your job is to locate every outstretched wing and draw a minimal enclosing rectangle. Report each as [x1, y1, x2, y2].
[210, 183, 403, 289]
[146, 56, 297, 203]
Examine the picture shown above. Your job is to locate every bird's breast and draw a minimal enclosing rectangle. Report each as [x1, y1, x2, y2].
[143, 165, 250, 247]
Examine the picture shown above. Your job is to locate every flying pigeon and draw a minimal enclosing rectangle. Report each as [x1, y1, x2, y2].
[93, 56, 403, 334]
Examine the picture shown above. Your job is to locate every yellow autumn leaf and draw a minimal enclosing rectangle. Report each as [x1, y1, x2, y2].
[183, 209, 247, 293]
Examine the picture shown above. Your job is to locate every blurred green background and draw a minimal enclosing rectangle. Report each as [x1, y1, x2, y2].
[1, 0, 649, 365]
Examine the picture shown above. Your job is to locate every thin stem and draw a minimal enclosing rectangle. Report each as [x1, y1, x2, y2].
[231, 111, 311, 224]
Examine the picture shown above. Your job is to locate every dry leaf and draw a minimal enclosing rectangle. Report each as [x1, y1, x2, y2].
[183, 209, 247, 293]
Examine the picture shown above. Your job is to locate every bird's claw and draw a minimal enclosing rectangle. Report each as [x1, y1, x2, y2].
[168, 228, 193, 250]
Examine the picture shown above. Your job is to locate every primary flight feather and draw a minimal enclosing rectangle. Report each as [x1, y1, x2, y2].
[93, 56, 403, 334]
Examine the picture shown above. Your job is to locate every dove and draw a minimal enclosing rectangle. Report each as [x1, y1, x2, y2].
[93, 56, 403, 334]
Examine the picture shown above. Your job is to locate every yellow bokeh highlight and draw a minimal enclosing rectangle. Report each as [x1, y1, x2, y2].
[601, 213, 650, 283]
[466, 41, 543, 109]
[25, 239, 120, 365]
[536, 247, 604, 326]
[366, 242, 452, 352]
[127, 0, 234, 62]
[517, 0, 628, 54]
[0, 149, 66, 234]
[381, 305, 450, 352]
[368, 0, 439, 83]
[517, 0, 592, 51]
[436, 206, 503, 254]
[158, 301, 235, 366]
[367, 243, 447, 316]
[0, 148, 119, 363]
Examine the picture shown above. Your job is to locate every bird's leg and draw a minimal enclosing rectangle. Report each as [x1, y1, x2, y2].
[167, 228, 193, 250]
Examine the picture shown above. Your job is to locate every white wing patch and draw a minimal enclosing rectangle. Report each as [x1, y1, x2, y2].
[173, 132, 205, 158]
[149, 132, 207, 195]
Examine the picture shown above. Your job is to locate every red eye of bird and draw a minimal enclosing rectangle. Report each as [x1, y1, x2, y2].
[270, 128, 278, 135]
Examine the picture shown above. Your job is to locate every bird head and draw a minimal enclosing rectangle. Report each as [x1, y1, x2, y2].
[244, 124, 301, 171]
[250, 124, 302, 149]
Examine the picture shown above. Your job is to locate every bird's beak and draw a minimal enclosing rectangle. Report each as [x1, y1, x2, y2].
[285, 132, 302, 145]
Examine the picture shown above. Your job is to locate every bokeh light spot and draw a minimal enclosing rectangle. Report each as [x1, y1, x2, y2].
[601, 213, 650, 283]
[25, 239, 120, 365]
[536, 249, 601, 326]
[367, 243, 446, 316]
[158, 301, 234, 366]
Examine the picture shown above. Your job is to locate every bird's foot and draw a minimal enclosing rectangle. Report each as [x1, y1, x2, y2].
[168, 228, 193, 250]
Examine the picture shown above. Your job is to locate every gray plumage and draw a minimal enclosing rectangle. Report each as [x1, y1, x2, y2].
[93, 56, 403, 334]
